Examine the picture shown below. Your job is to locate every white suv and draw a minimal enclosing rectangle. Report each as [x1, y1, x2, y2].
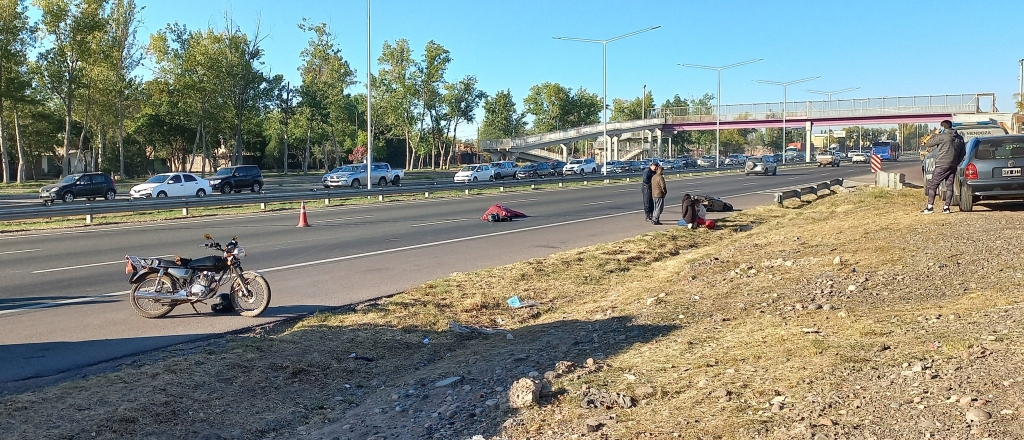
[562, 158, 598, 175]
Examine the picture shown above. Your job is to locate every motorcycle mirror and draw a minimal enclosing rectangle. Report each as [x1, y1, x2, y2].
[204, 234, 212, 240]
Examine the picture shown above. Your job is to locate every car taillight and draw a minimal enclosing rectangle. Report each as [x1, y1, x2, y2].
[965, 163, 978, 180]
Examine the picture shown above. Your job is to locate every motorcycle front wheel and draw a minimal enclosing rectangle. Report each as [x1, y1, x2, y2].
[231, 272, 271, 317]
[130, 273, 178, 318]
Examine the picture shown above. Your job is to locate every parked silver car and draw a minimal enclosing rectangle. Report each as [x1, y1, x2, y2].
[929, 135, 1024, 212]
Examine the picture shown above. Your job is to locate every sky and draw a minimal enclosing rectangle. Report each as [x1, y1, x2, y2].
[131, 0, 1024, 139]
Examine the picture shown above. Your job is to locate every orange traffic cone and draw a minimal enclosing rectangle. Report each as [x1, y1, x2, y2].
[296, 201, 311, 227]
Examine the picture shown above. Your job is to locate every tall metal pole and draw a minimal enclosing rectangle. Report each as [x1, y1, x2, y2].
[756, 76, 819, 163]
[782, 86, 788, 161]
[680, 59, 762, 168]
[1019, 58, 1023, 112]
[553, 26, 661, 176]
[603, 41, 607, 171]
[366, 0, 373, 190]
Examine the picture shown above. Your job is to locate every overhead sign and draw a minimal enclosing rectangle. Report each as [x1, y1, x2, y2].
[831, 130, 846, 138]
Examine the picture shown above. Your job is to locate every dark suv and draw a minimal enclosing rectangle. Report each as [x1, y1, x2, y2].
[208, 165, 264, 194]
[39, 173, 118, 205]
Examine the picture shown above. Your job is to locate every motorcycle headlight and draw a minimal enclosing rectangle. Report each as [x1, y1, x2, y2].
[233, 247, 246, 260]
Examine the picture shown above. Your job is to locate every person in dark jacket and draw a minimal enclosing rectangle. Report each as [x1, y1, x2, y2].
[641, 162, 657, 221]
[677, 193, 697, 228]
[922, 120, 965, 214]
[650, 165, 667, 224]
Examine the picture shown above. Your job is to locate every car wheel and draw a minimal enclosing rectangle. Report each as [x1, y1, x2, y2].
[579, 169, 586, 176]
[494, 173, 502, 180]
[251, 181, 262, 193]
[104, 189, 116, 200]
[220, 184, 232, 194]
[377, 177, 387, 187]
[959, 183, 975, 212]
[62, 192, 75, 203]
[196, 189, 207, 198]
[472, 176, 478, 182]
[772, 168, 777, 176]
[156, 191, 168, 198]
[350, 179, 360, 188]
[488, 175, 495, 181]
[392, 176, 401, 186]
[323, 184, 330, 189]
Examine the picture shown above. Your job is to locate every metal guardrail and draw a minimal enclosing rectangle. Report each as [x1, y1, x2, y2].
[1, 162, 821, 223]
[774, 178, 844, 204]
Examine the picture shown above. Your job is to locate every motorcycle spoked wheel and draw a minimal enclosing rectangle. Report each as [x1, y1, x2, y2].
[230, 272, 271, 317]
[130, 273, 178, 319]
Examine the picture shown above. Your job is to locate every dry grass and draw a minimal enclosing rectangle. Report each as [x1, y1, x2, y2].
[3, 186, 1022, 439]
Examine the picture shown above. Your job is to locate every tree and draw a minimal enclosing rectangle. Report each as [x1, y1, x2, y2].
[419, 40, 450, 169]
[610, 90, 654, 122]
[34, 0, 108, 176]
[441, 75, 485, 169]
[374, 39, 421, 169]
[0, 0, 33, 183]
[479, 89, 525, 141]
[105, 0, 142, 178]
[222, 15, 278, 166]
[296, 19, 355, 172]
[523, 82, 572, 133]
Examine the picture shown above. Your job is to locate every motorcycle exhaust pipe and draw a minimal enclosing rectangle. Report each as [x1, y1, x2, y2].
[133, 289, 189, 300]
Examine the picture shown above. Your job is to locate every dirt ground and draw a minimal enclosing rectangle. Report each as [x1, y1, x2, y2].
[2, 186, 1023, 440]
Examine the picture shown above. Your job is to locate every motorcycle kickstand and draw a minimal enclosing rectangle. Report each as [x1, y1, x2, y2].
[188, 302, 202, 314]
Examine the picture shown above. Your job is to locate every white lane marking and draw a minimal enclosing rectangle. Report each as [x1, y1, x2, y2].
[582, 200, 613, 206]
[410, 218, 470, 228]
[501, 198, 538, 203]
[259, 205, 665, 274]
[0, 248, 40, 255]
[0, 290, 129, 316]
[743, 182, 757, 186]
[312, 215, 374, 224]
[788, 177, 799, 180]
[614, 189, 634, 192]
[32, 254, 175, 274]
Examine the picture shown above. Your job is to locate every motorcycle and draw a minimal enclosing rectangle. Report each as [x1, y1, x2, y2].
[125, 234, 271, 318]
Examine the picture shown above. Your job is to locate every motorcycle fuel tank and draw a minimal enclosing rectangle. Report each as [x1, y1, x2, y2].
[187, 255, 227, 271]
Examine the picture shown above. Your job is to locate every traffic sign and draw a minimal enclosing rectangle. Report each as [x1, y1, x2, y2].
[831, 130, 846, 138]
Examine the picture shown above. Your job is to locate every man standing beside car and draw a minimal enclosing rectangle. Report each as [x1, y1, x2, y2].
[921, 120, 965, 214]
[641, 161, 657, 222]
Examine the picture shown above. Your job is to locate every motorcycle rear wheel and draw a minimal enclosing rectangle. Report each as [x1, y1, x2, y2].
[231, 272, 271, 317]
[130, 273, 178, 318]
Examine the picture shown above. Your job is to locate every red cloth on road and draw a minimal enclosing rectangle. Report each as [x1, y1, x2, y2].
[480, 204, 527, 221]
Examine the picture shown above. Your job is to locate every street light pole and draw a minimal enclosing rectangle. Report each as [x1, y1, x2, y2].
[806, 87, 859, 154]
[755, 76, 819, 163]
[366, 0, 373, 190]
[680, 59, 762, 168]
[554, 26, 660, 176]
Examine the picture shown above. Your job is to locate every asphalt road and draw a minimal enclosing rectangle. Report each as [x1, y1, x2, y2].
[0, 162, 921, 394]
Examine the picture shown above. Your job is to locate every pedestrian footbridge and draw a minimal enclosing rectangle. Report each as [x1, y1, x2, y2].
[480, 93, 998, 162]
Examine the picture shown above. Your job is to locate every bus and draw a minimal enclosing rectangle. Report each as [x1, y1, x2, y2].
[871, 140, 901, 161]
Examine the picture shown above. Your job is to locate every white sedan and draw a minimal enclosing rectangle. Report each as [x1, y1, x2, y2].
[849, 151, 868, 164]
[454, 165, 494, 183]
[130, 172, 211, 199]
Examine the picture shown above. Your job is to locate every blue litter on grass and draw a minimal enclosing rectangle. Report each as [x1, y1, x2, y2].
[507, 296, 522, 307]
